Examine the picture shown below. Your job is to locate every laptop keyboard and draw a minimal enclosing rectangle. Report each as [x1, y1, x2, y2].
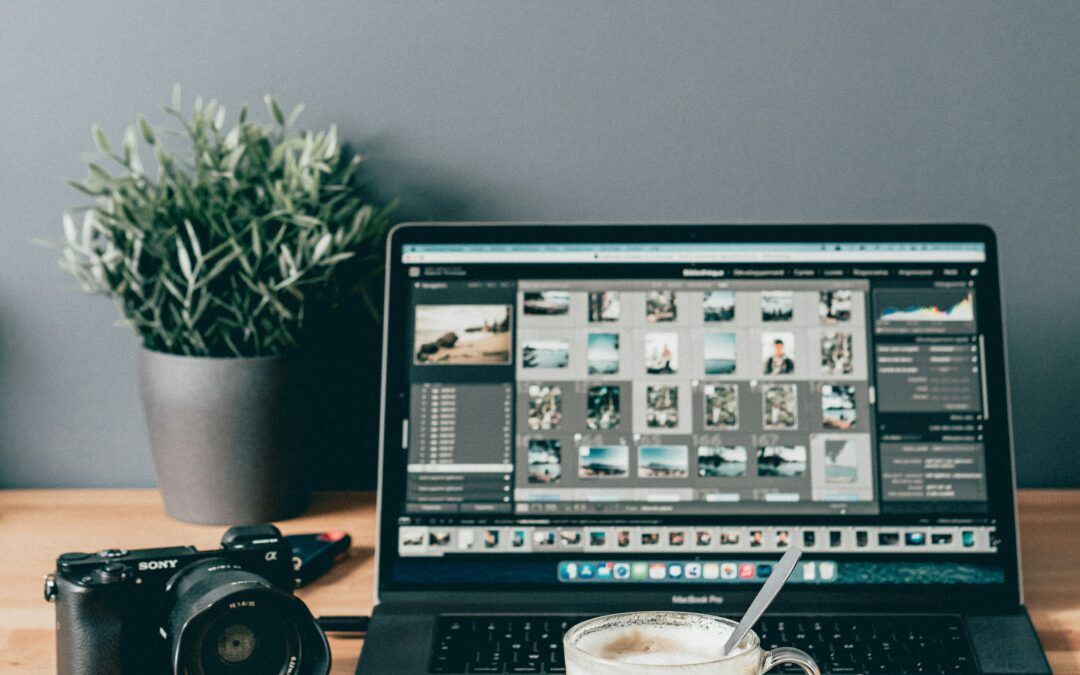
[429, 614, 977, 673]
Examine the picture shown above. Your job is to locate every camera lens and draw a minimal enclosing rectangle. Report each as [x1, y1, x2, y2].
[196, 608, 290, 673]
[215, 623, 257, 663]
[164, 558, 330, 675]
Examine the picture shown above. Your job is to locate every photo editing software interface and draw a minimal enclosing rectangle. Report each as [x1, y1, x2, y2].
[391, 242, 1006, 587]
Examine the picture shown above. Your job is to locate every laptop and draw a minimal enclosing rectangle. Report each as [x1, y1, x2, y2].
[358, 223, 1050, 674]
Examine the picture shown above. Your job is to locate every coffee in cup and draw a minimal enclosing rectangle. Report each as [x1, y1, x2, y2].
[563, 611, 819, 674]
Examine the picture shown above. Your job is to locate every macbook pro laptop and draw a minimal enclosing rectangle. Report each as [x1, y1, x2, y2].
[358, 223, 1050, 674]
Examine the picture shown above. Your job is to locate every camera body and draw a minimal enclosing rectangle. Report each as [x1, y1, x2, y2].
[46, 524, 327, 674]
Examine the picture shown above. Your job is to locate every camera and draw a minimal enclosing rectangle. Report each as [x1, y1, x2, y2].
[44, 524, 331, 675]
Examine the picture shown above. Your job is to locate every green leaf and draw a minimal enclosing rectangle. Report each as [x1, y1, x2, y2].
[224, 126, 240, 149]
[62, 213, 77, 243]
[324, 125, 338, 159]
[92, 125, 111, 154]
[286, 103, 305, 128]
[137, 115, 156, 144]
[251, 222, 262, 257]
[176, 238, 193, 281]
[265, 95, 285, 126]
[172, 84, 182, 110]
[319, 252, 354, 266]
[312, 233, 332, 261]
[68, 180, 101, 196]
[122, 127, 138, 166]
[184, 219, 202, 261]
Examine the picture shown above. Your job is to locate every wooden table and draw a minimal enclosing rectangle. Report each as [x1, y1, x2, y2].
[1, 490, 1078, 673]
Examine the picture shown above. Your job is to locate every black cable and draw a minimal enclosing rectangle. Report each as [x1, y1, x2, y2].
[317, 615, 371, 634]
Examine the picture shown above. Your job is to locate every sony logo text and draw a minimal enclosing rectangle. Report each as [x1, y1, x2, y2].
[138, 559, 179, 571]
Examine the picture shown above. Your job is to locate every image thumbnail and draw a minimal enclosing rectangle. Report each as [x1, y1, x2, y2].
[646, 385, 679, 428]
[824, 438, 858, 484]
[757, 445, 808, 477]
[527, 439, 562, 484]
[646, 290, 678, 323]
[430, 531, 451, 547]
[638, 445, 690, 478]
[579, 445, 630, 478]
[703, 333, 737, 375]
[414, 305, 512, 365]
[821, 331, 853, 375]
[697, 445, 748, 477]
[822, 384, 857, 430]
[587, 333, 620, 375]
[527, 384, 562, 430]
[586, 385, 620, 430]
[703, 290, 736, 322]
[560, 531, 582, 547]
[644, 332, 679, 375]
[401, 530, 424, 547]
[523, 291, 570, 316]
[533, 530, 556, 547]
[703, 383, 738, 429]
[522, 340, 569, 369]
[762, 384, 798, 429]
[761, 291, 794, 322]
[762, 332, 795, 375]
[820, 290, 853, 323]
[588, 291, 621, 322]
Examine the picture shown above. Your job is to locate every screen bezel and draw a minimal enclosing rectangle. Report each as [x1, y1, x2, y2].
[376, 222, 1020, 613]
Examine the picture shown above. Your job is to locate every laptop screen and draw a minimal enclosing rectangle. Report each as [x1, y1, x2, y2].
[380, 228, 1015, 598]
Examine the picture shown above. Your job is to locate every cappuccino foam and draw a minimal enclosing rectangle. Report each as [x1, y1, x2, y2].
[576, 622, 738, 666]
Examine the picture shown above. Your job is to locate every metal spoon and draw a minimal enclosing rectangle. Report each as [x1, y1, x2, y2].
[722, 547, 804, 655]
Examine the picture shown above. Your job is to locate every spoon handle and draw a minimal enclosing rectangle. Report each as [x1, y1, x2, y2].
[723, 547, 803, 656]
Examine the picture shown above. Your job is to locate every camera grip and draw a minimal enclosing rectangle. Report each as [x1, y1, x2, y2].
[54, 573, 128, 675]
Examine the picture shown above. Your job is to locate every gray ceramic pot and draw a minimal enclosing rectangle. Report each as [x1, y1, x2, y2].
[138, 348, 308, 524]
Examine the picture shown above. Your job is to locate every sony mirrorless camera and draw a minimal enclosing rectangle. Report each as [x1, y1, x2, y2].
[45, 524, 330, 675]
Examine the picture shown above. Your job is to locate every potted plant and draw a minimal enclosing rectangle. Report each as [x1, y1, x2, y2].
[59, 88, 392, 524]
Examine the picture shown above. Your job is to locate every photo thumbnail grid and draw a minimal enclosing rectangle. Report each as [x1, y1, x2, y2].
[504, 283, 876, 509]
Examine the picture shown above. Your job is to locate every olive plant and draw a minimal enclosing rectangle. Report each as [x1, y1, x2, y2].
[60, 87, 392, 357]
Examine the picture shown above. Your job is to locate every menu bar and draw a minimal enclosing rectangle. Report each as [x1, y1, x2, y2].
[402, 243, 987, 264]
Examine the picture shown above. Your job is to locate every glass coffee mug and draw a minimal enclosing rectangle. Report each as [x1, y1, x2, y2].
[563, 611, 820, 675]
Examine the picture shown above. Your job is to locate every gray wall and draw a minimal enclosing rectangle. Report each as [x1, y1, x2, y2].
[1, 1, 1078, 488]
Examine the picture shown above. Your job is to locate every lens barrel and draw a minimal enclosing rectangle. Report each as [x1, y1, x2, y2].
[164, 558, 330, 675]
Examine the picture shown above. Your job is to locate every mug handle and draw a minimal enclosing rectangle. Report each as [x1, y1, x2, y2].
[761, 646, 821, 675]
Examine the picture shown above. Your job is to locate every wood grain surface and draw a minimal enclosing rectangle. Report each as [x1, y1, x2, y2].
[0, 489, 1077, 673]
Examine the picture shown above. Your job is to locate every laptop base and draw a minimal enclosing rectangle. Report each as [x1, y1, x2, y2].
[357, 605, 1050, 674]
